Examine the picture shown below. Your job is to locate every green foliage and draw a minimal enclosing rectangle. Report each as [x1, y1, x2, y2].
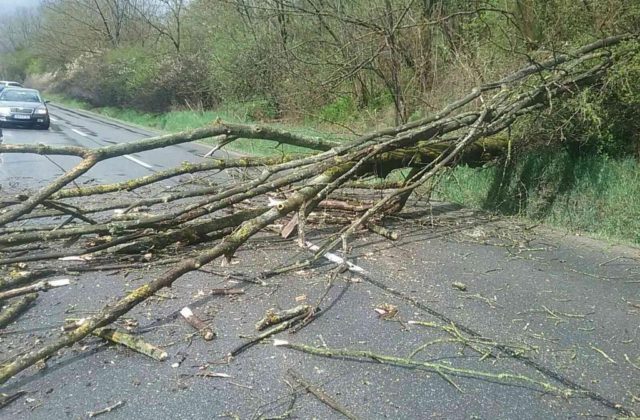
[505, 40, 640, 158]
[25, 57, 45, 75]
[55, 47, 221, 112]
[99, 47, 158, 107]
[367, 91, 394, 112]
[318, 96, 356, 122]
[220, 100, 279, 121]
[609, 41, 640, 105]
[16, 0, 639, 132]
[0, 48, 40, 81]
[436, 152, 640, 244]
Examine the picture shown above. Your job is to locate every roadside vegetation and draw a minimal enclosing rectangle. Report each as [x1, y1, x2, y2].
[46, 93, 326, 156]
[435, 154, 640, 244]
[1, 0, 639, 243]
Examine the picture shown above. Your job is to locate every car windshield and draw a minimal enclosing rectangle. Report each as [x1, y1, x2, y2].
[0, 90, 40, 102]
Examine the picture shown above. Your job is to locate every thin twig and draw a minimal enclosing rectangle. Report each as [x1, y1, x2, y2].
[287, 369, 358, 420]
[87, 400, 125, 418]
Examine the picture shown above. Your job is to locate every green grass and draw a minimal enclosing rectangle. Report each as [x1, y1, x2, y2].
[435, 151, 640, 244]
[47, 93, 341, 156]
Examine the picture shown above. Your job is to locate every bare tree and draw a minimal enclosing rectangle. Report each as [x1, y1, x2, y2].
[0, 7, 42, 52]
[34, 0, 148, 66]
[126, 0, 187, 53]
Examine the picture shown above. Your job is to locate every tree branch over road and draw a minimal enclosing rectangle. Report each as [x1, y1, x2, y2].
[0, 35, 636, 387]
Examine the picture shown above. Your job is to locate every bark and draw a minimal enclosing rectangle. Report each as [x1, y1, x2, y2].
[0, 293, 37, 329]
[180, 307, 216, 341]
[93, 328, 168, 361]
[255, 305, 312, 331]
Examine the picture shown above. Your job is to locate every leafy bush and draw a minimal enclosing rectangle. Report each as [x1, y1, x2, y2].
[318, 96, 356, 122]
[504, 40, 640, 158]
[0, 48, 40, 82]
[53, 47, 225, 113]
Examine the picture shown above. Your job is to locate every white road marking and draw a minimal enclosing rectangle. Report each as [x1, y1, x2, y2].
[123, 154, 153, 169]
[71, 126, 153, 170]
[50, 117, 58, 122]
[71, 128, 89, 137]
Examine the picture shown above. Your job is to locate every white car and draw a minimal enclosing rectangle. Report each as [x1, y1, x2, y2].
[0, 88, 50, 130]
[0, 81, 23, 92]
[0, 83, 24, 138]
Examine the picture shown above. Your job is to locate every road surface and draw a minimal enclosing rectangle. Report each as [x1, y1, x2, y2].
[0, 107, 638, 419]
[0, 103, 225, 192]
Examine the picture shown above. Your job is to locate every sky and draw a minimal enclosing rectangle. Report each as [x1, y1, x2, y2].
[0, 0, 41, 14]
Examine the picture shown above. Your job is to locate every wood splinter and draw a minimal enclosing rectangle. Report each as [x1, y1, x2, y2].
[255, 304, 312, 331]
[366, 223, 399, 241]
[88, 400, 125, 418]
[180, 307, 216, 340]
[209, 288, 245, 296]
[0, 390, 26, 409]
[94, 328, 168, 361]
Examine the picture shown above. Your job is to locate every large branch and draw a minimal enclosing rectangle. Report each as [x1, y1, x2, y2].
[0, 164, 352, 384]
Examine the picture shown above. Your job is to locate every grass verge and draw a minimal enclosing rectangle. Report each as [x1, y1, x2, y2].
[435, 151, 640, 245]
[46, 94, 340, 156]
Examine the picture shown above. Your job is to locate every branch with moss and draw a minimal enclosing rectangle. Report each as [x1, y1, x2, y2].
[273, 340, 570, 396]
[0, 164, 350, 384]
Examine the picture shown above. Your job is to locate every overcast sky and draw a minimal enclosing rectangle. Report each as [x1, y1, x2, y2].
[0, 0, 41, 13]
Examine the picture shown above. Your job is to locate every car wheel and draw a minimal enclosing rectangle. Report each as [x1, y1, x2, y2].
[37, 122, 50, 130]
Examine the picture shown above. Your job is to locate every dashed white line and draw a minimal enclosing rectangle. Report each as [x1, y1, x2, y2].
[50, 117, 58, 122]
[71, 128, 89, 137]
[70, 127, 153, 170]
[123, 154, 153, 169]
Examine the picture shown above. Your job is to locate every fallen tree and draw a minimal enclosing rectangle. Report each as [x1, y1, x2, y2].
[0, 34, 636, 384]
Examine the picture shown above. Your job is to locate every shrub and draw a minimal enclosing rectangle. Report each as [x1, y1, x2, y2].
[318, 96, 356, 122]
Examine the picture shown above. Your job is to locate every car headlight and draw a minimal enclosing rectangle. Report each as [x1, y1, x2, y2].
[0, 107, 10, 116]
[34, 107, 48, 115]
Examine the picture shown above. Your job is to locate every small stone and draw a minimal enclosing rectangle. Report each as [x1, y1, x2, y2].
[452, 282, 467, 291]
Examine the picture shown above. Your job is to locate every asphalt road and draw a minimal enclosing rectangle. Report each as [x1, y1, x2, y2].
[0, 103, 224, 192]
[0, 109, 638, 419]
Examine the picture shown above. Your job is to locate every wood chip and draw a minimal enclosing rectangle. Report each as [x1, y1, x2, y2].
[452, 282, 468, 291]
